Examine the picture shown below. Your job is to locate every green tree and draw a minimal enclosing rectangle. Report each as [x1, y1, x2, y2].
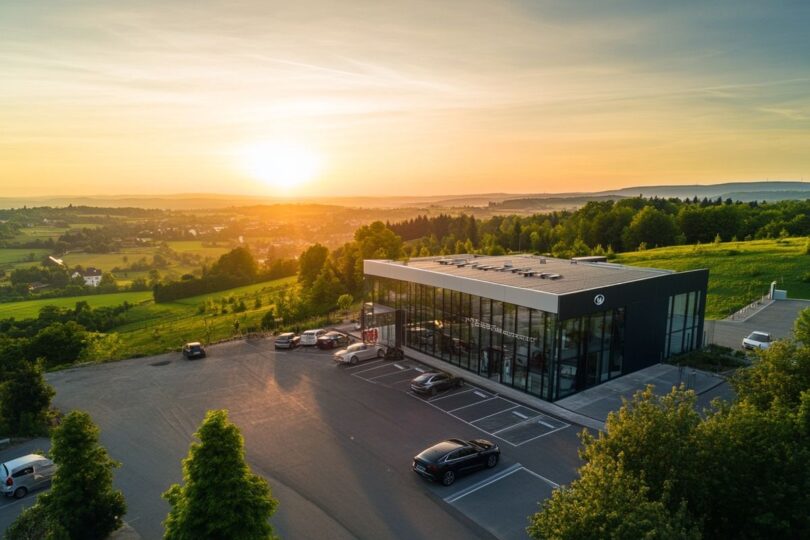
[307, 266, 344, 312]
[354, 221, 402, 259]
[732, 339, 810, 412]
[0, 360, 54, 436]
[298, 243, 329, 287]
[622, 206, 680, 249]
[36, 411, 126, 539]
[337, 293, 354, 318]
[25, 321, 88, 368]
[794, 307, 810, 345]
[528, 456, 699, 540]
[163, 410, 277, 540]
[211, 247, 258, 281]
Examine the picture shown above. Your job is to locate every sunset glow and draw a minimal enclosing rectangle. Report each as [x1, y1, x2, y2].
[238, 142, 322, 192]
[1, 1, 808, 197]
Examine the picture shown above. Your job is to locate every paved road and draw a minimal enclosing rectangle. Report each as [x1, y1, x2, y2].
[708, 299, 810, 350]
[21, 338, 583, 539]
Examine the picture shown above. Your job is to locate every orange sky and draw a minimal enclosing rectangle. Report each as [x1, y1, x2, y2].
[2, 1, 809, 197]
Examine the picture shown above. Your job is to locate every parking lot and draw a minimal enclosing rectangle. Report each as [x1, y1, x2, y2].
[0, 337, 583, 539]
[709, 299, 810, 350]
[348, 360, 570, 447]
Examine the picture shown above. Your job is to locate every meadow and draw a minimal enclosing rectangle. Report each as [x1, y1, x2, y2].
[0, 290, 154, 320]
[614, 237, 810, 319]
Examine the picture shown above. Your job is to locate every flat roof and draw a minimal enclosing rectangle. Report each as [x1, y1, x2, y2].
[366, 254, 672, 295]
[364, 254, 688, 313]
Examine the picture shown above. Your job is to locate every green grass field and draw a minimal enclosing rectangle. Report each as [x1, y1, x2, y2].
[112, 276, 297, 357]
[0, 248, 50, 266]
[0, 291, 154, 320]
[166, 240, 232, 258]
[614, 237, 810, 319]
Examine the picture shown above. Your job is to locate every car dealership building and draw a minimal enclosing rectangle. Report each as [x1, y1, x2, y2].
[363, 254, 708, 402]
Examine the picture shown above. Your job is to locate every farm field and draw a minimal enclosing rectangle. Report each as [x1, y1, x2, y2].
[0, 290, 153, 320]
[614, 237, 810, 319]
[165, 240, 232, 258]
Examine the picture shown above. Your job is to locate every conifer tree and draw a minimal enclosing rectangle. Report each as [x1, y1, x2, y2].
[163, 409, 278, 540]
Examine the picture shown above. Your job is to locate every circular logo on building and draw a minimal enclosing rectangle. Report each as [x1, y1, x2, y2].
[594, 294, 605, 306]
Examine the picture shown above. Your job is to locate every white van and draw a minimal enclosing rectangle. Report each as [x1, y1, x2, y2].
[2, 454, 56, 498]
[300, 329, 327, 346]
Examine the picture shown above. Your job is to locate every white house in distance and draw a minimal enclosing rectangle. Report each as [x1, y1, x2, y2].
[72, 267, 103, 287]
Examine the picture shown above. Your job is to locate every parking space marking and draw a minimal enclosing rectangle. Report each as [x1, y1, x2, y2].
[444, 463, 522, 503]
[367, 368, 417, 381]
[426, 386, 471, 402]
[514, 425, 569, 446]
[342, 353, 572, 447]
[469, 404, 519, 423]
[351, 363, 401, 376]
[520, 467, 560, 488]
[344, 359, 384, 371]
[447, 396, 498, 413]
[428, 388, 475, 402]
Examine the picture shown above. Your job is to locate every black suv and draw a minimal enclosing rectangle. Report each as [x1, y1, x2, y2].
[316, 331, 350, 350]
[182, 342, 206, 359]
[413, 439, 500, 486]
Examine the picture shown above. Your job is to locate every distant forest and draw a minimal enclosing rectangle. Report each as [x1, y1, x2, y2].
[388, 197, 810, 257]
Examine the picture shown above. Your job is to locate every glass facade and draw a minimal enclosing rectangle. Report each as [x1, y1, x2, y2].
[664, 291, 702, 357]
[368, 276, 628, 402]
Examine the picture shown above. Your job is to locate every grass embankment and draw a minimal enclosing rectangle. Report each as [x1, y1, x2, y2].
[111, 276, 298, 358]
[614, 237, 810, 319]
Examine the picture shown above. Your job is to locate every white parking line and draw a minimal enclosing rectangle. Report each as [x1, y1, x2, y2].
[490, 414, 541, 434]
[514, 425, 569, 446]
[393, 363, 406, 370]
[537, 420, 555, 429]
[470, 405, 519, 424]
[426, 386, 472, 402]
[350, 363, 398, 376]
[414, 366, 425, 373]
[387, 375, 419, 385]
[447, 396, 498, 413]
[513, 411, 528, 419]
[428, 388, 475, 402]
[444, 463, 522, 503]
[519, 466, 560, 488]
[367, 368, 416, 381]
[473, 390, 488, 398]
[407, 392, 518, 447]
[343, 359, 384, 370]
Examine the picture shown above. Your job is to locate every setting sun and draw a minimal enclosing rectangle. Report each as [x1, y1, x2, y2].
[238, 141, 322, 191]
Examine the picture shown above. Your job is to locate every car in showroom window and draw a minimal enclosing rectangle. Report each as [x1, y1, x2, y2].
[333, 342, 385, 365]
[412, 439, 500, 486]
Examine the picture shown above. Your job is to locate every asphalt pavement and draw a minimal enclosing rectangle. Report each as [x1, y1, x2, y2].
[14, 338, 585, 540]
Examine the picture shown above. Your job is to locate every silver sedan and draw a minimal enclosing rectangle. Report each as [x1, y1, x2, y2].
[334, 343, 386, 365]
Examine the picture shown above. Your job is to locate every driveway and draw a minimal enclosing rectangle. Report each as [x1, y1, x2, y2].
[707, 299, 810, 350]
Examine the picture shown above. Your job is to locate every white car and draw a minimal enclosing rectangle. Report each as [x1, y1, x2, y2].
[334, 343, 386, 365]
[742, 331, 772, 351]
[2, 454, 56, 499]
[300, 329, 327, 346]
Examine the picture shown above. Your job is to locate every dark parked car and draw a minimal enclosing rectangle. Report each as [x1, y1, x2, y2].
[316, 331, 350, 350]
[274, 332, 300, 350]
[410, 372, 463, 396]
[412, 439, 500, 486]
[182, 342, 206, 359]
